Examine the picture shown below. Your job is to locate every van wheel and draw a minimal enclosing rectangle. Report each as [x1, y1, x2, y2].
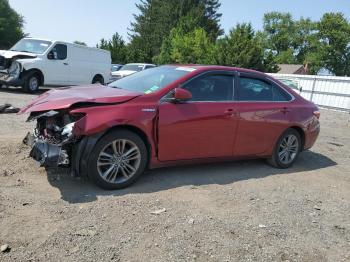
[92, 75, 104, 85]
[267, 128, 301, 168]
[88, 130, 148, 190]
[23, 73, 40, 93]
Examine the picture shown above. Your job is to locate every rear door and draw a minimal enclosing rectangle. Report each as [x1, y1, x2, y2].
[233, 72, 293, 156]
[158, 71, 239, 161]
[44, 43, 70, 85]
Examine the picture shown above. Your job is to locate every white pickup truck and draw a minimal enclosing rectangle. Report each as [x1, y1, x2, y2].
[0, 38, 111, 93]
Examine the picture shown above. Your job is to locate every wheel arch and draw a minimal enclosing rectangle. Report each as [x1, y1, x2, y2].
[92, 73, 104, 84]
[288, 126, 305, 151]
[106, 124, 152, 162]
[76, 124, 152, 177]
[22, 68, 45, 85]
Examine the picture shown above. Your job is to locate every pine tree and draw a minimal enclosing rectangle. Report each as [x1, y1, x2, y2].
[0, 0, 25, 49]
[216, 23, 278, 72]
[128, 0, 222, 62]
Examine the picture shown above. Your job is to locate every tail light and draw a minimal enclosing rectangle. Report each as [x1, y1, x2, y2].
[313, 110, 320, 119]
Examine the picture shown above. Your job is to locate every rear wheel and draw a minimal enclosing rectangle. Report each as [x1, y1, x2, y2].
[268, 128, 301, 168]
[22, 73, 40, 93]
[88, 130, 148, 189]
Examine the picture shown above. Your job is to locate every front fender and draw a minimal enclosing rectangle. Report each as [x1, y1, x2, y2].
[70, 103, 158, 155]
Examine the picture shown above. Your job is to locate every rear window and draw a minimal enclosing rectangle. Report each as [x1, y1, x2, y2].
[238, 77, 291, 101]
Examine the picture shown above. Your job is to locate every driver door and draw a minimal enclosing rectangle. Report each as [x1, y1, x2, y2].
[44, 43, 71, 85]
[158, 72, 239, 161]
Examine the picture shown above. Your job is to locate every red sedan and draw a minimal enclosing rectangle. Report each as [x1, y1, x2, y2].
[21, 65, 320, 189]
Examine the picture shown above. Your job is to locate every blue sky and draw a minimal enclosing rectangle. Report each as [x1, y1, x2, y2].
[9, 0, 350, 46]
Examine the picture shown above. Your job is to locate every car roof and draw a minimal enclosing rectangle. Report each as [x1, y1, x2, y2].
[125, 63, 156, 66]
[166, 64, 266, 76]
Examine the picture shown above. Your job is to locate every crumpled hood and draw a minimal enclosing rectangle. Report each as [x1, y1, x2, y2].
[111, 70, 136, 76]
[20, 84, 143, 113]
[0, 50, 37, 59]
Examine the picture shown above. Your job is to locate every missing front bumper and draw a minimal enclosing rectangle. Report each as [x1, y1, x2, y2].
[23, 133, 70, 167]
[0, 72, 23, 86]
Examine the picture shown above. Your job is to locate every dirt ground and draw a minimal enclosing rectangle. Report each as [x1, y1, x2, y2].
[0, 87, 349, 262]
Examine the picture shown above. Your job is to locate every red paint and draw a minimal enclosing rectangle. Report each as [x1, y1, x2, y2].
[21, 65, 320, 168]
[19, 84, 142, 113]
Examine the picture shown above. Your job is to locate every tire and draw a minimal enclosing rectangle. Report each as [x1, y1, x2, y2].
[92, 75, 104, 85]
[267, 128, 301, 168]
[88, 130, 148, 189]
[22, 73, 40, 93]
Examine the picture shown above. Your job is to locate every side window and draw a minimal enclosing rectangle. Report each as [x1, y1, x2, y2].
[145, 65, 155, 69]
[237, 77, 290, 101]
[182, 74, 233, 101]
[49, 44, 67, 60]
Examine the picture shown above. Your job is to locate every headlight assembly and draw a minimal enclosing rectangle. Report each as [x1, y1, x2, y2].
[8, 61, 21, 78]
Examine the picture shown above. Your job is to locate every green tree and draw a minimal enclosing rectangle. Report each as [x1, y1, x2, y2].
[73, 41, 87, 46]
[318, 13, 350, 76]
[97, 33, 127, 64]
[155, 12, 216, 64]
[216, 23, 278, 72]
[0, 0, 25, 49]
[96, 38, 109, 49]
[156, 27, 215, 64]
[129, 0, 222, 62]
[108, 33, 127, 64]
[261, 12, 323, 73]
[262, 12, 296, 63]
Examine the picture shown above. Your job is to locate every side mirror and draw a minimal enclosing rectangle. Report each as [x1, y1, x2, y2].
[47, 51, 55, 60]
[173, 87, 192, 102]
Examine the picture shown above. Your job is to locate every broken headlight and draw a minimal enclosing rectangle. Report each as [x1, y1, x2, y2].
[8, 61, 21, 78]
[61, 122, 75, 138]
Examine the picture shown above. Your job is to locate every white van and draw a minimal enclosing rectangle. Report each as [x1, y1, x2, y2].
[0, 38, 111, 93]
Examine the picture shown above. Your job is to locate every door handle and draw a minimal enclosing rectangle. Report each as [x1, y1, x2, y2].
[224, 108, 237, 116]
[63, 62, 68, 65]
[281, 107, 291, 113]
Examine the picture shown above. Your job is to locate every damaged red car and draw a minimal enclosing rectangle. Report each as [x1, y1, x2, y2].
[20, 65, 320, 189]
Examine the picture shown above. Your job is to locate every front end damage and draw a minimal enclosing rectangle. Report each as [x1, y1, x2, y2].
[20, 84, 143, 176]
[0, 52, 36, 86]
[23, 110, 85, 171]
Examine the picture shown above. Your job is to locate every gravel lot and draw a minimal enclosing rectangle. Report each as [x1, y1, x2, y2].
[0, 87, 349, 262]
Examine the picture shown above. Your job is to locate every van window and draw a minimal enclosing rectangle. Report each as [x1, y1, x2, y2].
[50, 44, 67, 60]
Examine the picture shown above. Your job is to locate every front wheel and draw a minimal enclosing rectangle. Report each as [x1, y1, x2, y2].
[23, 73, 40, 93]
[268, 128, 301, 168]
[88, 130, 148, 189]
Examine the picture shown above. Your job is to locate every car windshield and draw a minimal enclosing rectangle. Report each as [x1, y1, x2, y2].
[120, 64, 144, 72]
[11, 39, 52, 54]
[108, 66, 196, 94]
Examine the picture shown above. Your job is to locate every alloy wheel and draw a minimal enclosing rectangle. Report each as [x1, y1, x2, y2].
[97, 139, 141, 184]
[278, 134, 299, 164]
